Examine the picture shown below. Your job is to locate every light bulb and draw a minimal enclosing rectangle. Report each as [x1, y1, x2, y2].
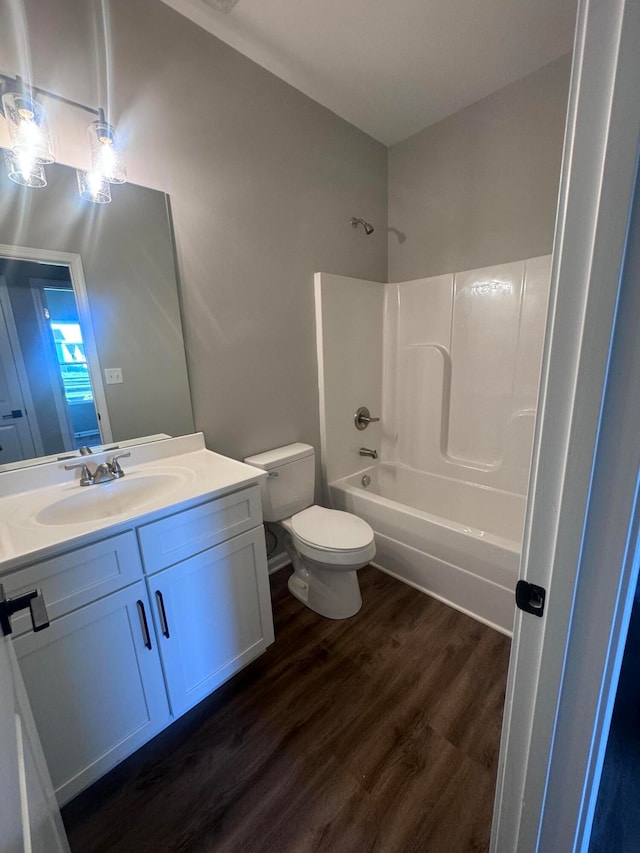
[88, 118, 126, 184]
[2, 91, 54, 164]
[4, 148, 47, 187]
[77, 169, 111, 203]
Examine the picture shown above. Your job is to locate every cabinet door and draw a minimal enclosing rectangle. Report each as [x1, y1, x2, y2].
[14, 582, 170, 805]
[150, 527, 274, 717]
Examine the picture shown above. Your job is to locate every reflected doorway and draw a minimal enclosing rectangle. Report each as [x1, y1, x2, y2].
[0, 258, 104, 465]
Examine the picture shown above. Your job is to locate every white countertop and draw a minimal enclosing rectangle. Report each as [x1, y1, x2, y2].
[0, 433, 266, 574]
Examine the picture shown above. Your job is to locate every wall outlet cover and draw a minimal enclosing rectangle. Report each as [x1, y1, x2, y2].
[104, 368, 123, 385]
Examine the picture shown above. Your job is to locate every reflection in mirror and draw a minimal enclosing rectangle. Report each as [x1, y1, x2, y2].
[0, 155, 195, 471]
[0, 258, 103, 463]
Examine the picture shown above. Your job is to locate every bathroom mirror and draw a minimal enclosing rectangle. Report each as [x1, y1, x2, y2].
[0, 156, 194, 470]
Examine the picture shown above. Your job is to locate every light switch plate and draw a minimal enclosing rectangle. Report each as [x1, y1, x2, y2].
[104, 368, 123, 385]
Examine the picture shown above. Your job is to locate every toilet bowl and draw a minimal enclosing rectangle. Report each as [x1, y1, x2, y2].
[244, 444, 376, 619]
[281, 505, 375, 618]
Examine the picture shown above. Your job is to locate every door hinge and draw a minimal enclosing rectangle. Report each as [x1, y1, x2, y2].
[515, 580, 546, 617]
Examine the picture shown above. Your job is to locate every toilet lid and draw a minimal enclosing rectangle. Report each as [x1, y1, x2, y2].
[291, 505, 373, 550]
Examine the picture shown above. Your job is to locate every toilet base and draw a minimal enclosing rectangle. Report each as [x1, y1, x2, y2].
[281, 527, 366, 620]
[288, 565, 362, 619]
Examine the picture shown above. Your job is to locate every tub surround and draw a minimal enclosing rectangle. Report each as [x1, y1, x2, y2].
[316, 256, 552, 634]
[316, 255, 551, 493]
[384, 255, 551, 495]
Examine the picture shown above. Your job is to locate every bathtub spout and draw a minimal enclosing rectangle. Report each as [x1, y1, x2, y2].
[359, 447, 378, 459]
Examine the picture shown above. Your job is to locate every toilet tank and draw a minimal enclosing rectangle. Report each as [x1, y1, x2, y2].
[244, 443, 315, 522]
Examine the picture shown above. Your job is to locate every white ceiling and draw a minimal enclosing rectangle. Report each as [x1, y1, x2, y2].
[160, 0, 577, 146]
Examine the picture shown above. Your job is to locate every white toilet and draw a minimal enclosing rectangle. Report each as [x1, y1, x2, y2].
[244, 443, 375, 619]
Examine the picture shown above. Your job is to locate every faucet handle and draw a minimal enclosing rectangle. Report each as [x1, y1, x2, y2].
[64, 462, 95, 486]
[109, 451, 131, 478]
[354, 406, 380, 430]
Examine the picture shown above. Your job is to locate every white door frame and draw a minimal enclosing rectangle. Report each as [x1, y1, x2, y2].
[29, 282, 79, 453]
[0, 276, 44, 458]
[0, 244, 113, 447]
[491, 0, 640, 850]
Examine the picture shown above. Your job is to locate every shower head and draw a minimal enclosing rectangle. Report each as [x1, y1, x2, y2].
[351, 216, 374, 235]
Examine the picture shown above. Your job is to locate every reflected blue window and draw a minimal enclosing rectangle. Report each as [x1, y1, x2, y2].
[50, 321, 94, 405]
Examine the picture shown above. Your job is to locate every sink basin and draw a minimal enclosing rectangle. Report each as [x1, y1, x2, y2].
[36, 472, 190, 526]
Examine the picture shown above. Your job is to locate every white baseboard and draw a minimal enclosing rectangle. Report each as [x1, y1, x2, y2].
[268, 552, 290, 575]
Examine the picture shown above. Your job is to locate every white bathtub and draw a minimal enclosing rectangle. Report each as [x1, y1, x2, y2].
[329, 463, 525, 635]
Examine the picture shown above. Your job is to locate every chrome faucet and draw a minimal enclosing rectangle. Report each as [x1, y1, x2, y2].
[359, 447, 379, 459]
[93, 462, 118, 484]
[65, 451, 131, 486]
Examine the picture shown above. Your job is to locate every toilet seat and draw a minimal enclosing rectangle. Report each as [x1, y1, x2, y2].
[283, 505, 376, 567]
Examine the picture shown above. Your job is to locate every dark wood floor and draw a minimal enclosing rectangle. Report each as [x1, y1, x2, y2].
[62, 567, 511, 853]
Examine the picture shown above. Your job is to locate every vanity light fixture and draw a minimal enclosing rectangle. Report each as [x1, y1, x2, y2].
[0, 73, 126, 203]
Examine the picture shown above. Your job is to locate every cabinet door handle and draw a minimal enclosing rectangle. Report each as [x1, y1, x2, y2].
[155, 590, 170, 639]
[137, 600, 152, 650]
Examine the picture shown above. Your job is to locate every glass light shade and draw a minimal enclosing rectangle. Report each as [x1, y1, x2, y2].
[77, 169, 111, 204]
[4, 148, 47, 187]
[88, 119, 126, 184]
[2, 91, 54, 164]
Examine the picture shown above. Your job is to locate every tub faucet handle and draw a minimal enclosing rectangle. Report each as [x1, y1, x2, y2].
[355, 406, 380, 430]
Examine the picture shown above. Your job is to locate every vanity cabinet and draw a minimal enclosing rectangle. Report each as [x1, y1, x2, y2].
[3, 482, 273, 805]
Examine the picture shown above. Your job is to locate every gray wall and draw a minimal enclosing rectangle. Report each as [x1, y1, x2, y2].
[388, 55, 571, 281]
[0, 0, 388, 461]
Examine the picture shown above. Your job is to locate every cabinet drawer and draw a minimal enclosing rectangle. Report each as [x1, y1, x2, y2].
[4, 532, 143, 637]
[138, 485, 262, 574]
